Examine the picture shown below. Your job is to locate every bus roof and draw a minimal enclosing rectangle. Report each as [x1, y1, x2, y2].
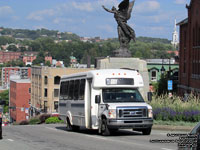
[61, 69, 144, 88]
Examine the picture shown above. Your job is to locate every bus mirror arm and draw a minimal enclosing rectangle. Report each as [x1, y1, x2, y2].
[95, 95, 101, 104]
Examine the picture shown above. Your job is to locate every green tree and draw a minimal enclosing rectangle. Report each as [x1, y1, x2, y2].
[32, 51, 45, 65]
[0, 90, 9, 113]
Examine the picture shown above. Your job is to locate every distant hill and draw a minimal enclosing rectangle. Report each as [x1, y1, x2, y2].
[136, 36, 171, 44]
[105, 37, 171, 44]
[0, 27, 80, 41]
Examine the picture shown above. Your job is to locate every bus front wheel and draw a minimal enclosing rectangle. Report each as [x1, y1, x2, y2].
[101, 119, 110, 136]
[141, 127, 152, 135]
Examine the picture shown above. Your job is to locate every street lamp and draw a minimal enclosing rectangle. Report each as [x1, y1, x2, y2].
[161, 59, 165, 75]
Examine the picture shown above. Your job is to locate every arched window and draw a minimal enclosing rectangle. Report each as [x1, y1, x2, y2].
[54, 76, 60, 85]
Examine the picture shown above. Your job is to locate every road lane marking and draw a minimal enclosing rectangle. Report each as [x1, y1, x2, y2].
[7, 139, 14, 142]
[161, 148, 174, 150]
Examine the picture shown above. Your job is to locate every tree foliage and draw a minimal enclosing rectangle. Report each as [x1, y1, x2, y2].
[0, 28, 176, 66]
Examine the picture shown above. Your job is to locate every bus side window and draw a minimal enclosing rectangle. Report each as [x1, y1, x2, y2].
[74, 80, 80, 100]
[64, 81, 69, 100]
[79, 79, 85, 100]
[60, 82, 64, 99]
[69, 80, 74, 100]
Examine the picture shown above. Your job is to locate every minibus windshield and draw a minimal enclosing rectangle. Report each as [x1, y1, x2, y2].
[103, 88, 145, 103]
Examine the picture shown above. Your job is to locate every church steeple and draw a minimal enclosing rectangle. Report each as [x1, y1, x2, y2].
[171, 19, 179, 48]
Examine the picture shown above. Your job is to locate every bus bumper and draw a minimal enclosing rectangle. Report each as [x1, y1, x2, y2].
[107, 118, 153, 129]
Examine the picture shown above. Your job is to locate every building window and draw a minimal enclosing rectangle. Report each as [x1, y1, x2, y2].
[54, 101, 58, 112]
[151, 70, 157, 81]
[44, 101, 47, 113]
[44, 88, 48, 97]
[54, 76, 60, 85]
[54, 89, 59, 97]
[29, 88, 31, 93]
[44, 76, 48, 85]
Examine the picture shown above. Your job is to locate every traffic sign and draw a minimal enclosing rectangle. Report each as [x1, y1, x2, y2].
[168, 80, 173, 91]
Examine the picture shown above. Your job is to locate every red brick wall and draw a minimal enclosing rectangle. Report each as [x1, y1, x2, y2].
[178, 0, 200, 96]
[10, 81, 31, 122]
[0, 52, 21, 63]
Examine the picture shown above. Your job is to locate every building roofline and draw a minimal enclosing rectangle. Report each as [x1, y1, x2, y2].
[177, 18, 188, 26]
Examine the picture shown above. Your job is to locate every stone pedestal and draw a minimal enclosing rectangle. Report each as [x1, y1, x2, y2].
[96, 57, 149, 100]
[113, 48, 132, 57]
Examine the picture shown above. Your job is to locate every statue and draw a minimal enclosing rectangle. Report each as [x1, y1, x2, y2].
[102, 0, 136, 57]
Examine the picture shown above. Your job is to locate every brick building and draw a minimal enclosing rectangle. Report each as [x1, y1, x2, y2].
[1, 67, 31, 88]
[177, 0, 200, 96]
[23, 55, 37, 66]
[31, 66, 92, 115]
[0, 51, 21, 63]
[10, 79, 31, 122]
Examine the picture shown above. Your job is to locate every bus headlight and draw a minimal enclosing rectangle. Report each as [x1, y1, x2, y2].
[148, 109, 153, 118]
[108, 109, 116, 119]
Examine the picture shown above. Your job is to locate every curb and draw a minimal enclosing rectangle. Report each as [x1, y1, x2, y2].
[152, 125, 193, 132]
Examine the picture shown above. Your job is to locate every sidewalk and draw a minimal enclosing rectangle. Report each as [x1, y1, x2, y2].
[152, 124, 193, 132]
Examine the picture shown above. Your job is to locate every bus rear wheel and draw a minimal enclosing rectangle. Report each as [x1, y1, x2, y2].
[101, 119, 110, 136]
[66, 118, 72, 131]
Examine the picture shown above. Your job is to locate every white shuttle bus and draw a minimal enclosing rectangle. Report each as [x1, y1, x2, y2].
[59, 69, 153, 135]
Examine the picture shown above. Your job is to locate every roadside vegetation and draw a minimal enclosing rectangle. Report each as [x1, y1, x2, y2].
[14, 114, 64, 125]
[150, 94, 200, 122]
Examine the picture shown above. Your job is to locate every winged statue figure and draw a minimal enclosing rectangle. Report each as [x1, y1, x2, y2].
[102, 0, 135, 50]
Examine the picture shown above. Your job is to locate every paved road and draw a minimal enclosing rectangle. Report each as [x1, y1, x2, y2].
[0, 124, 186, 150]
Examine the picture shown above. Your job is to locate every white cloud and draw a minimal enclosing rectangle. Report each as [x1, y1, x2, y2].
[53, 18, 73, 24]
[174, 0, 187, 4]
[134, 1, 160, 13]
[27, 9, 56, 21]
[72, 2, 94, 12]
[0, 6, 13, 16]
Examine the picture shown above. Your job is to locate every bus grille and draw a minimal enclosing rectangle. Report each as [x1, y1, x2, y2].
[117, 107, 148, 118]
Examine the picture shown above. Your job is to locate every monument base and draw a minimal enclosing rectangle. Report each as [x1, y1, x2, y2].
[96, 57, 149, 100]
[113, 48, 132, 57]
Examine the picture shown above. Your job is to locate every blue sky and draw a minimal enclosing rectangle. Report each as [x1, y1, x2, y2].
[0, 0, 190, 40]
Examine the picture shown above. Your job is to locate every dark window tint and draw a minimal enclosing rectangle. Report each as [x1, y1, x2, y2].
[54, 76, 61, 85]
[68, 80, 74, 100]
[79, 79, 85, 100]
[44, 88, 48, 97]
[74, 80, 80, 100]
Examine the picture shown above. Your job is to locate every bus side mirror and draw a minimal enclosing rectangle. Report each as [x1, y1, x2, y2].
[147, 92, 152, 102]
[95, 95, 101, 104]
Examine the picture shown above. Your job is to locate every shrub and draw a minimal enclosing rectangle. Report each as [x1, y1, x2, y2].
[18, 120, 29, 125]
[45, 117, 64, 124]
[39, 114, 51, 123]
[29, 118, 40, 125]
[151, 94, 200, 122]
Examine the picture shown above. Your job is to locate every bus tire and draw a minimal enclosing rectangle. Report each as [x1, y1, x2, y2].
[101, 119, 110, 136]
[72, 125, 80, 131]
[66, 118, 72, 131]
[142, 127, 151, 135]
